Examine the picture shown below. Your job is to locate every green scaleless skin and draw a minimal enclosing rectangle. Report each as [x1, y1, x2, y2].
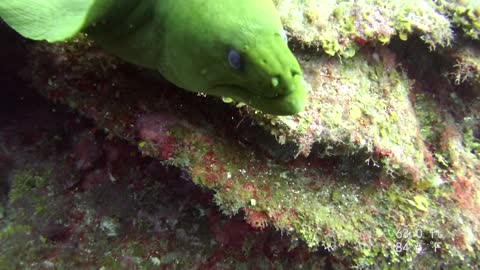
[0, 0, 307, 115]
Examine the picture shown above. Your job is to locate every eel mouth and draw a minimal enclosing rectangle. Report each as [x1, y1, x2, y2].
[209, 84, 292, 100]
[208, 84, 306, 115]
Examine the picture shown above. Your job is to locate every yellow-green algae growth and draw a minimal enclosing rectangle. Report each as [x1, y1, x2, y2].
[274, 0, 455, 56]
[24, 39, 480, 268]
[2, 0, 479, 268]
[274, 0, 479, 57]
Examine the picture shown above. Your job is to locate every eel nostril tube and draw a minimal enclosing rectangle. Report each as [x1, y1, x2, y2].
[271, 76, 279, 87]
[291, 69, 300, 77]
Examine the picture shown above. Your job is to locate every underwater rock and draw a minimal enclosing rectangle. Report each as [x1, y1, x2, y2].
[1, 0, 480, 268]
[135, 112, 178, 161]
[1, 77, 330, 269]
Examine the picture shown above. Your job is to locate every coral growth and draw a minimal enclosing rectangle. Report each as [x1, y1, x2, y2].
[1, 0, 480, 268]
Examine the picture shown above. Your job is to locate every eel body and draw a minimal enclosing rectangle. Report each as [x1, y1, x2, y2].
[0, 0, 307, 115]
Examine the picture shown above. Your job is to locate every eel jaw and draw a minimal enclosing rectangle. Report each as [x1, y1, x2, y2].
[208, 84, 307, 115]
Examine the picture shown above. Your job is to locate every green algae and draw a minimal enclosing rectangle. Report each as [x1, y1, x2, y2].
[23, 35, 479, 268]
[0, 159, 330, 269]
[5, 0, 478, 267]
[450, 44, 480, 91]
[254, 48, 438, 188]
[436, 0, 480, 40]
[9, 170, 49, 204]
[275, 0, 478, 57]
[0, 169, 61, 269]
[276, 0, 454, 56]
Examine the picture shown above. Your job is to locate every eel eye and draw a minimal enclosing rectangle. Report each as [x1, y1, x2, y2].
[228, 49, 243, 70]
[280, 29, 288, 44]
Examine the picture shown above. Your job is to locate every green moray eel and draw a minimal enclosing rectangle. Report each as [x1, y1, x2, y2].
[0, 0, 307, 115]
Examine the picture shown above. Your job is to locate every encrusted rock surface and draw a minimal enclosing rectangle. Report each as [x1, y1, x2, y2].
[1, 0, 479, 268]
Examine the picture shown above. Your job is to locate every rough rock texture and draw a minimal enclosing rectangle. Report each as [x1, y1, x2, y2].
[0, 27, 330, 269]
[275, 0, 479, 55]
[1, 0, 480, 268]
